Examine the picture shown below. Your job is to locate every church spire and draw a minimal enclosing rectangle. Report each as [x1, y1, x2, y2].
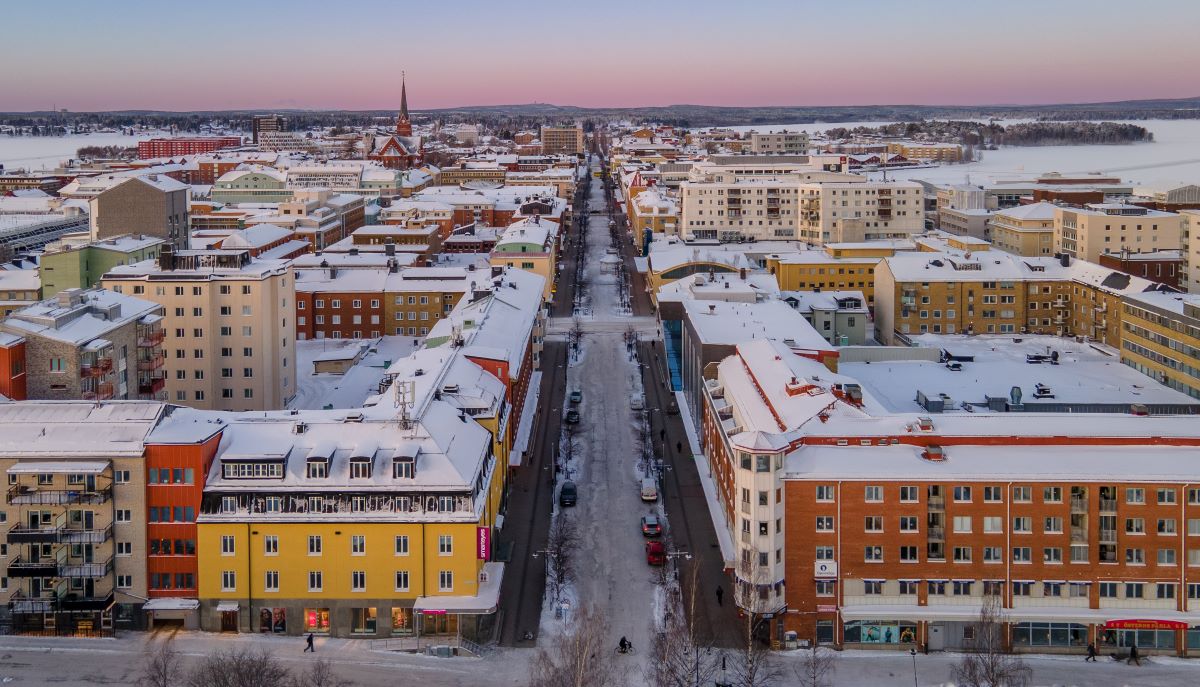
[395, 71, 412, 136]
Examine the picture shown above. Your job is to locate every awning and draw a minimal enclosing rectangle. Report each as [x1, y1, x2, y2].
[144, 598, 199, 611]
[216, 601, 240, 613]
[7, 461, 109, 475]
[414, 562, 504, 615]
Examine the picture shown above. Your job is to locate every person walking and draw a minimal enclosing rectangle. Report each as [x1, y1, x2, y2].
[1086, 642, 1097, 662]
[676, 441, 682, 454]
[1127, 643, 1140, 666]
[716, 585, 724, 606]
[304, 632, 315, 653]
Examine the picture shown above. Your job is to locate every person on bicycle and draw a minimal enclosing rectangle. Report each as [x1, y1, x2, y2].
[618, 636, 631, 653]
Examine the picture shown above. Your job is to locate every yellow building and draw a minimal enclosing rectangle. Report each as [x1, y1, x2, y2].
[1055, 203, 1183, 263]
[489, 217, 559, 303]
[765, 245, 895, 307]
[196, 398, 505, 640]
[989, 202, 1057, 257]
[629, 188, 679, 236]
[1120, 291, 1200, 400]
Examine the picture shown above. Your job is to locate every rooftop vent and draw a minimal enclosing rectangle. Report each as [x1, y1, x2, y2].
[343, 412, 364, 423]
[917, 417, 934, 432]
[922, 445, 945, 462]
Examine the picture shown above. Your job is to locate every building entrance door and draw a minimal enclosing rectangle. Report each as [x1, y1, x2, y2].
[928, 623, 945, 651]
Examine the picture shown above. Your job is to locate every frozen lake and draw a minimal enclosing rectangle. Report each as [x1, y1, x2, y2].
[0, 132, 150, 169]
[714, 119, 1200, 188]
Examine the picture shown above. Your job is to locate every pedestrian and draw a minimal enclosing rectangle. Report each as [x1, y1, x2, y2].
[716, 585, 724, 606]
[304, 632, 315, 653]
[1127, 643, 1140, 666]
[1086, 642, 1097, 662]
[676, 441, 682, 454]
[659, 428, 666, 442]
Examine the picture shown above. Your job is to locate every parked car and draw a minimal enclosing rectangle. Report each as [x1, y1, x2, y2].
[564, 409, 581, 424]
[630, 393, 645, 410]
[569, 389, 583, 404]
[645, 540, 666, 565]
[945, 361, 963, 371]
[559, 480, 577, 507]
[641, 515, 662, 537]
[640, 478, 658, 502]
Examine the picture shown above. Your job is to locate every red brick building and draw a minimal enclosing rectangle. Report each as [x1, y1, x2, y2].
[701, 338, 1200, 656]
[137, 137, 242, 160]
[0, 333, 26, 400]
[1097, 249, 1183, 289]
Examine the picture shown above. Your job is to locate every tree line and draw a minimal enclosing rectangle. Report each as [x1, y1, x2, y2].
[822, 120, 1152, 147]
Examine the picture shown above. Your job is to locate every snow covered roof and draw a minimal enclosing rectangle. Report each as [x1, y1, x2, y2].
[219, 224, 293, 249]
[0, 401, 165, 457]
[2, 289, 162, 346]
[683, 298, 832, 353]
[994, 201, 1058, 222]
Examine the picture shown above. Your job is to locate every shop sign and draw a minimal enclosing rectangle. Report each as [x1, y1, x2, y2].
[1104, 619, 1187, 631]
[477, 526, 491, 560]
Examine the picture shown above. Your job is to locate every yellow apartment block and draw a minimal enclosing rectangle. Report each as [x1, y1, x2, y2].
[1120, 291, 1200, 400]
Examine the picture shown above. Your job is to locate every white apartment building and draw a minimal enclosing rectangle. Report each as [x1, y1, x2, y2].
[750, 132, 810, 155]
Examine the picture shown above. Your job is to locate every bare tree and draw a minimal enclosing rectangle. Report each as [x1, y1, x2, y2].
[545, 514, 581, 604]
[137, 639, 183, 687]
[186, 646, 290, 687]
[793, 645, 837, 687]
[647, 563, 719, 687]
[727, 558, 784, 687]
[531, 605, 626, 687]
[951, 593, 1032, 687]
[289, 658, 355, 687]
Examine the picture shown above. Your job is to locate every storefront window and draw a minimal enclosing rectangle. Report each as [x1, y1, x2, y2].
[392, 607, 414, 635]
[816, 621, 834, 644]
[1188, 627, 1200, 649]
[258, 607, 286, 633]
[1101, 628, 1176, 650]
[844, 620, 917, 644]
[351, 608, 377, 635]
[1012, 622, 1087, 647]
[304, 608, 330, 633]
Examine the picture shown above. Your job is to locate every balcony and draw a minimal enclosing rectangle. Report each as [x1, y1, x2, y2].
[7, 523, 111, 545]
[1070, 496, 1088, 512]
[138, 376, 166, 395]
[59, 590, 114, 612]
[81, 382, 115, 401]
[137, 328, 165, 347]
[7, 484, 111, 506]
[7, 557, 58, 578]
[927, 526, 945, 541]
[1099, 498, 1117, 513]
[80, 358, 113, 377]
[59, 556, 113, 579]
[927, 495, 945, 509]
[1070, 528, 1088, 544]
[9, 592, 57, 614]
[137, 355, 165, 372]
[1099, 528, 1117, 544]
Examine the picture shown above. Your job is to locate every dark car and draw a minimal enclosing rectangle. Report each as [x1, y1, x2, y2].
[640, 515, 662, 537]
[564, 409, 581, 424]
[559, 481, 578, 507]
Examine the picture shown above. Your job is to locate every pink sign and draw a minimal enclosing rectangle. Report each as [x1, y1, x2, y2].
[477, 526, 491, 560]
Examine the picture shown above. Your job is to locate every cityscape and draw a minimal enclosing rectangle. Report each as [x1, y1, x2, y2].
[2, 2, 1200, 685]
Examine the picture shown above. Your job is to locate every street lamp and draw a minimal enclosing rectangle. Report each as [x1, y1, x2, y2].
[910, 647, 918, 687]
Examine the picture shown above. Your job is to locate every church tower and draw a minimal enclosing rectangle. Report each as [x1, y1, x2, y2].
[395, 72, 412, 137]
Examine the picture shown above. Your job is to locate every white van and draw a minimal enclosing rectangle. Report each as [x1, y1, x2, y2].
[630, 392, 645, 410]
[640, 478, 658, 502]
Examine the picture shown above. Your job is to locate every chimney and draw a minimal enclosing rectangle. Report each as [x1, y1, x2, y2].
[739, 268, 747, 280]
[385, 242, 396, 256]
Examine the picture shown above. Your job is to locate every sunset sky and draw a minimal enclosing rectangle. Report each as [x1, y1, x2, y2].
[3, 0, 1198, 112]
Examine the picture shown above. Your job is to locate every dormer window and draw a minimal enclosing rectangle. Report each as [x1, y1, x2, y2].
[350, 459, 372, 479]
[221, 496, 237, 513]
[307, 459, 328, 479]
[393, 458, 415, 479]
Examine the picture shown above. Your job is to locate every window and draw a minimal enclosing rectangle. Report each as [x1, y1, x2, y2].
[815, 485, 834, 502]
[221, 535, 235, 556]
[1013, 547, 1032, 563]
[928, 581, 947, 596]
[983, 517, 1003, 534]
[899, 486, 918, 502]
[438, 570, 453, 592]
[1043, 487, 1062, 503]
[1126, 488, 1145, 504]
[352, 571, 366, 592]
[1012, 581, 1032, 596]
[1044, 517, 1063, 534]
[952, 516, 972, 533]
[984, 547, 1003, 563]
[115, 509, 131, 523]
[899, 580, 918, 595]
[815, 516, 834, 531]
[1044, 547, 1062, 564]
[351, 535, 365, 555]
[899, 516, 918, 532]
[953, 486, 972, 502]
[1157, 488, 1177, 505]
[862, 580, 883, 595]
[864, 485, 882, 502]
[350, 460, 371, 479]
[117, 575, 132, 589]
[395, 535, 409, 556]
[900, 545, 918, 561]
[953, 546, 972, 563]
[395, 571, 410, 592]
[1013, 517, 1032, 533]
[308, 535, 322, 555]
[1126, 548, 1145, 564]
[953, 581, 973, 596]
[308, 571, 323, 592]
[307, 461, 327, 479]
[1012, 486, 1031, 502]
[1043, 582, 1063, 597]
[1158, 519, 1177, 535]
[815, 580, 835, 596]
[116, 541, 132, 556]
[1158, 549, 1177, 565]
[221, 571, 236, 592]
[265, 570, 279, 592]
[1125, 582, 1144, 598]
[1158, 583, 1177, 599]
[1099, 582, 1118, 598]
[439, 535, 453, 555]
[264, 535, 278, 555]
[983, 486, 1003, 502]
[1126, 518, 1145, 534]
[864, 516, 883, 532]
[864, 546, 883, 562]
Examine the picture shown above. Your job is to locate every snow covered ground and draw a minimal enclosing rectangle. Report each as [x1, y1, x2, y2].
[536, 168, 661, 681]
[289, 336, 416, 410]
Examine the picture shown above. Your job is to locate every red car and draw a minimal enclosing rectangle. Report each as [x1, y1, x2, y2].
[645, 540, 665, 565]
